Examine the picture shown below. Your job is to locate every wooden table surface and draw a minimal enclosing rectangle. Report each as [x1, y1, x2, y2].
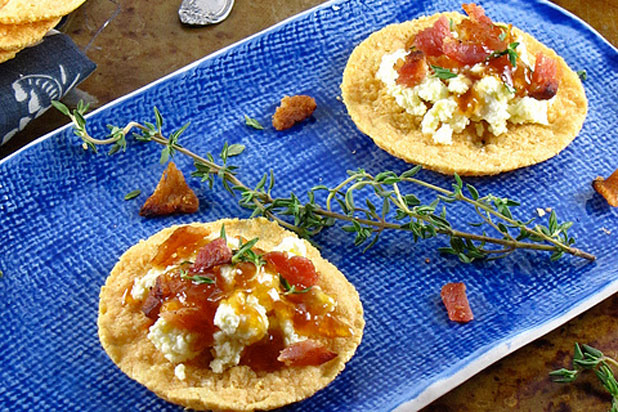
[2, 1, 617, 410]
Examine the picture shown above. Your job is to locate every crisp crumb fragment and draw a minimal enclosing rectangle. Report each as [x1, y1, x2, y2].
[272, 95, 316, 131]
[593, 169, 618, 207]
[140, 162, 199, 217]
[545, 207, 552, 213]
[536, 208, 546, 217]
[601, 227, 612, 235]
[425, 258, 430, 264]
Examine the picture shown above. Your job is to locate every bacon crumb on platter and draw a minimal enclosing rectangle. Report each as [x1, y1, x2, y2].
[98, 218, 364, 411]
[593, 168, 618, 207]
[441, 282, 474, 323]
[139, 161, 199, 217]
[272, 95, 317, 131]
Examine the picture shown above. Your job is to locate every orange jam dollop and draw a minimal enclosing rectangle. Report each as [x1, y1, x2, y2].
[126, 226, 352, 372]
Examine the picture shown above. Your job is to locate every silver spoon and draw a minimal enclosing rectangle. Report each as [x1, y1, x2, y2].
[178, 0, 235, 25]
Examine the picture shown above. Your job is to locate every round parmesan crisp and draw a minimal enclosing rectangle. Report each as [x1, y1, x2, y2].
[0, 0, 86, 24]
[341, 12, 587, 176]
[0, 48, 17, 63]
[98, 218, 365, 411]
[0, 18, 60, 51]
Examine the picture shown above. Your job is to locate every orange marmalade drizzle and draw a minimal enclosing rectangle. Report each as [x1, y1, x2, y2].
[125, 226, 352, 372]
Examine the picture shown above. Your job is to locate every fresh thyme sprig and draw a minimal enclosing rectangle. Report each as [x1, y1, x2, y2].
[179, 267, 215, 284]
[231, 238, 266, 268]
[550, 343, 618, 412]
[487, 42, 520, 67]
[53, 101, 595, 263]
[431, 65, 457, 80]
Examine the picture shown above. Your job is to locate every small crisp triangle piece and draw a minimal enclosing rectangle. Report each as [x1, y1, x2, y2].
[140, 162, 199, 217]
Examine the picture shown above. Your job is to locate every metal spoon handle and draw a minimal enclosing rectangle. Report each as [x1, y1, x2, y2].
[178, 0, 235, 25]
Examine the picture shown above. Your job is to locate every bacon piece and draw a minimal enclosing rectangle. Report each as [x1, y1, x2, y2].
[190, 238, 233, 273]
[396, 50, 428, 87]
[142, 275, 170, 319]
[441, 282, 474, 323]
[272, 95, 316, 131]
[139, 162, 199, 217]
[277, 339, 337, 366]
[593, 169, 618, 207]
[460, 3, 505, 51]
[442, 39, 489, 66]
[530, 52, 560, 100]
[462, 3, 493, 26]
[264, 251, 319, 289]
[413, 16, 452, 56]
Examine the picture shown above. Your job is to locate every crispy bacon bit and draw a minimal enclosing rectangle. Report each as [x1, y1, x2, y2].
[593, 169, 618, 207]
[142, 271, 220, 338]
[443, 3, 506, 65]
[441, 282, 474, 323]
[142, 275, 169, 319]
[277, 339, 337, 366]
[443, 39, 489, 66]
[396, 50, 428, 87]
[272, 95, 317, 131]
[461, 3, 493, 26]
[530, 52, 560, 100]
[190, 238, 233, 273]
[264, 251, 319, 289]
[413, 16, 452, 56]
[139, 162, 199, 217]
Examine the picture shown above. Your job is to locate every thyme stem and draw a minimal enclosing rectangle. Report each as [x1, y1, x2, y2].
[54, 101, 595, 263]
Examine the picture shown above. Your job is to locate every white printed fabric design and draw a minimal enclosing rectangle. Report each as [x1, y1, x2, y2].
[2, 64, 81, 145]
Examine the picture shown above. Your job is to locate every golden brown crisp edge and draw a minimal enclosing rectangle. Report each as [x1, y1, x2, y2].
[98, 217, 365, 411]
[340, 12, 587, 176]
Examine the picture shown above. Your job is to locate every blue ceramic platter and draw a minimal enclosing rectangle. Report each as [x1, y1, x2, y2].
[1, 0, 617, 410]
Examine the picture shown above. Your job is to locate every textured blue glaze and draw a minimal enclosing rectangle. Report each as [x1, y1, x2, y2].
[0, 0, 617, 410]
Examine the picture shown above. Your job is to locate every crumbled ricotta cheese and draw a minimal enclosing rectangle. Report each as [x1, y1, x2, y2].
[210, 292, 269, 373]
[516, 38, 532, 68]
[447, 75, 470, 95]
[131, 266, 169, 301]
[219, 264, 237, 285]
[257, 267, 276, 286]
[267, 287, 280, 302]
[421, 98, 469, 144]
[377, 48, 552, 143]
[472, 75, 512, 135]
[417, 76, 449, 103]
[273, 236, 307, 257]
[174, 363, 187, 381]
[508, 96, 550, 125]
[281, 318, 305, 346]
[147, 318, 200, 363]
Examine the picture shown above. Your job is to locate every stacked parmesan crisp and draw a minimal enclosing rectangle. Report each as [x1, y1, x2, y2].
[0, 0, 87, 63]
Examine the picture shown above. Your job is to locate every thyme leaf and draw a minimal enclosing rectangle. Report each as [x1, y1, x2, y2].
[231, 238, 265, 268]
[487, 42, 519, 67]
[431, 65, 457, 80]
[550, 343, 618, 411]
[124, 189, 141, 200]
[577, 69, 588, 81]
[279, 274, 312, 295]
[180, 268, 214, 284]
[244, 115, 264, 130]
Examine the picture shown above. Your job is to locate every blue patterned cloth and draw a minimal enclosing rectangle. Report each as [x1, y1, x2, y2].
[0, 32, 96, 145]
